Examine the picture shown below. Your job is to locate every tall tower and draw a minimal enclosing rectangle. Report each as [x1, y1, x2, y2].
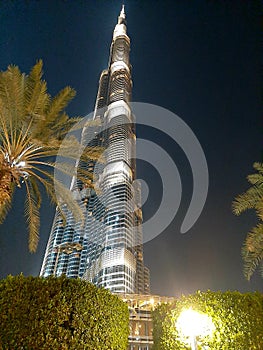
[40, 6, 150, 294]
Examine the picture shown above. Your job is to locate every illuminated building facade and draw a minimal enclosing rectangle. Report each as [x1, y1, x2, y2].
[121, 294, 176, 350]
[40, 7, 150, 295]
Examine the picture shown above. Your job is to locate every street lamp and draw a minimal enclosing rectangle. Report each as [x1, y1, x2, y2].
[176, 308, 215, 350]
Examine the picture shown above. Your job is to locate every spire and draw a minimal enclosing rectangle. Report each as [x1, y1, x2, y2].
[118, 4, 126, 24]
[121, 4, 125, 17]
[113, 4, 127, 39]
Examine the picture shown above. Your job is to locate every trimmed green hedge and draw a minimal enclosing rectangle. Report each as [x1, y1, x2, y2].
[0, 275, 129, 349]
[152, 290, 263, 350]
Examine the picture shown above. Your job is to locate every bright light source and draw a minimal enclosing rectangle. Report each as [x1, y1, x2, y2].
[149, 298, 154, 305]
[17, 161, 26, 167]
[176, 308, 215, 349]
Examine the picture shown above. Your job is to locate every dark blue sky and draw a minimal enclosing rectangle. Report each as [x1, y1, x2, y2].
[0, 0, 262, 296]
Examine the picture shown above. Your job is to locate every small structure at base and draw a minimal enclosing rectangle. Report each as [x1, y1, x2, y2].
[119, 293, 176, 350]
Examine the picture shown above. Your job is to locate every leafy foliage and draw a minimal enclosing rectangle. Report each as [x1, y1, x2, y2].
[152, 290, 263, 350]
[0, 61, 102, 252]
[233, 162, 263, 279]
[0, 275, 129, 349]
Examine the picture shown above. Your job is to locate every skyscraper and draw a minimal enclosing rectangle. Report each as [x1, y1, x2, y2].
[40, 6, 150, 294]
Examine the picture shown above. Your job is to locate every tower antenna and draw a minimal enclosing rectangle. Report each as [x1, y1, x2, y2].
[120, 3, 125, 17]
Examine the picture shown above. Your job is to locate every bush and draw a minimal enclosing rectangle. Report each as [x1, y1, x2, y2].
[152, 290, 263, 350]
[0, 274, 129, 349]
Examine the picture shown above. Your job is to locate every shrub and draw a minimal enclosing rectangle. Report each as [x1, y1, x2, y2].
[152, 290, 263, 350]
[0, 274, 129, 349]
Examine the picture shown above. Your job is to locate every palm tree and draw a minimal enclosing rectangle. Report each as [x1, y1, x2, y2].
[0, 60, 101, 252]
[232, 162, 263, 279]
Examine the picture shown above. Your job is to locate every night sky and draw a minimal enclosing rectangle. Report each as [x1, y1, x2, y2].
[0, 0, 262, 297]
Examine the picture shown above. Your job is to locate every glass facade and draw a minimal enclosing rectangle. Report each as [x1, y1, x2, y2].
[40, 7, 150, 294]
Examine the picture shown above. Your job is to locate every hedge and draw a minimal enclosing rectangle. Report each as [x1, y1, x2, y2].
[152, 290, 263, 350]
[0, 274, 129, 350]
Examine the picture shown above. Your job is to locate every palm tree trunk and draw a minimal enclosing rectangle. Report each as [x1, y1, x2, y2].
[0, 165, 14, 223]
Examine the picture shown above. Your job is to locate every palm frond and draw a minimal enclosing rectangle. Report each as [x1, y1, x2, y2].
[0, 60, 103, 252]
[26, 165, 84, 224]
[53, 178, 85, 223]
[233, 161, 263, 280]
[0, 65, 25, 132]
[253, 162, 263, 174]
[47, 112, 75, 139]
[32, 175, 57, 208]
[242, 223, 263, 280]
[24, 180, 40, 253]
[29, 177, 42, 208]
[25, 60, 49, 119]
[232, 186, 263, 215]
[46, 86, 76, 124]
[26, 159, 94, 188]
[247, 173, 263, 186]
[256, 204, 263, 221]
[37, 160, 94, 184]
[16, 139, 103, 167]
[233, 162, 263, 214]
[0, 113, 12, 157]
[37, 137, 104, 163]
[32, 87, 76, 143]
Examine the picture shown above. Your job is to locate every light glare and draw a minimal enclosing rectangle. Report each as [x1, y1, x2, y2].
[176, 308, 215, 338]
[17, 161, 26, 167]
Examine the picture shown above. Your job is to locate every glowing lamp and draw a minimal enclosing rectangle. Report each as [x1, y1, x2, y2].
[176, 308, 214, 350]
